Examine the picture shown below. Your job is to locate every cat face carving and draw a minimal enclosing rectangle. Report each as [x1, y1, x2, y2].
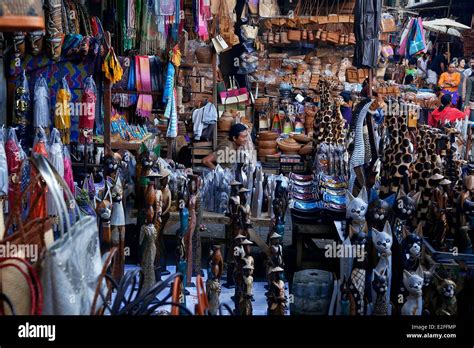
[403, 270, 424, 296]
[372, 269, 388, 294]
[372, 221, 393, 255]
[402, 223, 423, 258]
[346, 187, 368, 221]
[395, 188, 420, 220]
[368, 190, 395, 227]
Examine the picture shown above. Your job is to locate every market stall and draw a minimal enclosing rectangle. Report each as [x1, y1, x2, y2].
[0, 0, 473, 319]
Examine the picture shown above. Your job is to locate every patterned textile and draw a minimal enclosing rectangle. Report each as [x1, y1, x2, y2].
[8, 53, 99, 143]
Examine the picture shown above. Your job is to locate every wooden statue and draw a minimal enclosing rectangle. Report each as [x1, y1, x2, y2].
[184, 174, 200, 286]
[94, 183, 112, 251]
[400, 269, 423, 315]
[139, 207, 157, 294]
[240, 259, 254, 316]
[206, 245, 223, 315]
[154, 169, 172, 276]
[434, 274, 457, 315]
[267, 232, 284, 287]
[176, 198, 189, 287]
[232, 234, 246, 314]
[109, 176, 126, 281]
[237, 187, 252, 238]
[224, 180, 241, 289]
[267, 266, 287, 316]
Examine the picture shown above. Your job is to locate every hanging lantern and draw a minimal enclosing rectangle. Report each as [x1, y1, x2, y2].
[0, 0, 45, 32]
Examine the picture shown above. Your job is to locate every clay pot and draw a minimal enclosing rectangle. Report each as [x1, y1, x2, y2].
[258, 131, 279, 141]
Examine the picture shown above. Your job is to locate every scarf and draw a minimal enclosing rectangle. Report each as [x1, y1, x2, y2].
[163, 62, 175, 103]
[80, 76, 97, 130]
[63, 146, 75, 194]
[34, 76, 50, 129]
[136, 56, 153, 119]
[0, 129, 8, 197]
[128, 57, 138, 105]
[124, 0, 137, 51]
[165, 88, 178, 138]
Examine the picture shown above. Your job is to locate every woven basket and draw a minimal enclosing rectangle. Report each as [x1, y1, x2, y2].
[0, 0, 45, 31]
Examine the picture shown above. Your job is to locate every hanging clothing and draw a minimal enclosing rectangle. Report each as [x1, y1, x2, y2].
[192, 102, 218, 140]
[165, 89, 178, 138]
[353, 0, 382, 68]
[12, 70, 31, 152]
[34, 76, 50, 129]
[0, 35, 6, 127]
[55, 77, 72, 144]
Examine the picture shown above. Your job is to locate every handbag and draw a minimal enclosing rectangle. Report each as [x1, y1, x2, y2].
[241, 25, 258, 40]
[259, 0, 279, 17]
[211, 35, 230, 54]
[288, 29, 301, 41]
[31, 154, 105, 315]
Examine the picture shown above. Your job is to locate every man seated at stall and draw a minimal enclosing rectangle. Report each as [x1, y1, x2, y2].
[202, 123, 248, 170]
[439, 63, 462, 106]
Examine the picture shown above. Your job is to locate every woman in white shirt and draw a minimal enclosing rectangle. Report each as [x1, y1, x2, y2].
[417, 53, 429, 87]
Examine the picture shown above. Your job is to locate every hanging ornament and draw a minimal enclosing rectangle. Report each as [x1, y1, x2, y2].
[5, 128, 22, 211]
[47, 128, 64, 217]
[63, 146, 75, 195]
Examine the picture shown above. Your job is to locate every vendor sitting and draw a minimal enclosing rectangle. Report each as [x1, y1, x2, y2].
[202, 123, 248, 170]
[429, 94, 466, 127]
[438, 63, 461, 105]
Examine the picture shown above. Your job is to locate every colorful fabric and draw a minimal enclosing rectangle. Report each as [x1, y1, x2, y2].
[55, 77, 72, 144]
[163, 62, 175, 103]
[165, 89, 178, 138]
[136, 56, 153, 118]
[8, 53, 99, 143]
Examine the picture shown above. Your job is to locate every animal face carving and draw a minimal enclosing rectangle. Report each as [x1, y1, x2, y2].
[368, 190, 395, 226]
[395, 189, 420, 220]
[402, 223, 423, 258]
[403, 270, 423, 296]
[372, 269, 388, 294]
[346, 187, 368, 221]
[372, 221, 393, 255]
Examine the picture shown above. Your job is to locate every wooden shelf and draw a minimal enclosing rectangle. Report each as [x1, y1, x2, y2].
[180, 62, 213, 69]
[111, 89, 162, 96]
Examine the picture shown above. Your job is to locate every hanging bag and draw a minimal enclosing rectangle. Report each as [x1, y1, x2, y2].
[259, 0, 279, 18]
[32, 154, 105, 315]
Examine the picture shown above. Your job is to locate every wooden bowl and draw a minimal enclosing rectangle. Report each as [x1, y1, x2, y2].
[290, 133, 311, 144]
[258, 148, 278, 157]
[277, 138, 302, 154]
[258, 140, 278, 149]
[258, 131, 279, 141]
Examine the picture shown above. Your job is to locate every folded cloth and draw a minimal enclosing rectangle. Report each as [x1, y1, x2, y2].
[192, 102, 218, 140]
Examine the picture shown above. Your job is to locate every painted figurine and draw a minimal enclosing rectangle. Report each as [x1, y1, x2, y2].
[400, 269, 423, 316]
[232, 234, 247, 314]
[371, 221, 393, 315]
[401, 223, 424, 272]
[267, 266, 287, 316]
[367, 189, 396, 232]
[109, 176, 126, 281]
[154, 169, 172, 276]
[267, 232, 284, 287]
[435, 275, 457, 315]
[372, 269, 389, 316]
[139, 207, 157, 294]
[240, 260, 254, 316]
[345, 186, 369, 236]
[206, 245, 223, 315]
